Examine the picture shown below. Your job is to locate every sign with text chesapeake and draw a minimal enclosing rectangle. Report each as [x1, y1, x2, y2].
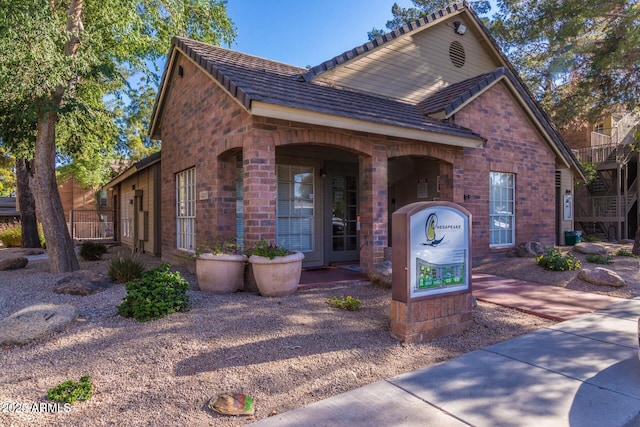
[392, 202, 471, 301]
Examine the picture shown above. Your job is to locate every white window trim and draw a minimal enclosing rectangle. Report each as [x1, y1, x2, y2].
[176, 168, 196, 252]
[489, 171, 515, 247]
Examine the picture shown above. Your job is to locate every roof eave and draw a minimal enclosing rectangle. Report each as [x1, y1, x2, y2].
[251, 101, 485, 149]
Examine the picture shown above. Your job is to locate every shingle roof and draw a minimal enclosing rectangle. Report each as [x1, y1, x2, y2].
[168, 37, 484, 142]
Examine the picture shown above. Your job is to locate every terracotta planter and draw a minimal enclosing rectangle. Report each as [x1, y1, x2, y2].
[196, 253, 247, 293]
[248, 252, 305, 297]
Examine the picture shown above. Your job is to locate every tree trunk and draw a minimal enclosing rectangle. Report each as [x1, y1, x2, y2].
[15, 158, 41, 249]
[633, 226, 640, 255]
[32, 110, 79, 272]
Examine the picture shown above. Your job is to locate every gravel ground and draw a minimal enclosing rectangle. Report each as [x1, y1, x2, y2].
[0, 244, 605, 427]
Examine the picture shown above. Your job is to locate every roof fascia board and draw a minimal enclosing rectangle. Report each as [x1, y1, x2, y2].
[104, 156, 161, 190]
[149, 47, 179, 139]
[251, 101, 485, 149]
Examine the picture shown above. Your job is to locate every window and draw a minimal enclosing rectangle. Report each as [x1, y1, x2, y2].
[121, 191, 133, 239]
[98, 189, 108, 207]
[176, 168, 196, 251]
[489, 172, 515, 246]
[277, 165, 314, 252]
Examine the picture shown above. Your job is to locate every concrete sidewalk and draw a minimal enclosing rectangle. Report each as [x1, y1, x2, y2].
[251, 279, 640, 427]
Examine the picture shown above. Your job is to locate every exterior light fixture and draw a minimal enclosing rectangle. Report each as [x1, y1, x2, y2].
[454, 21, 467, 35]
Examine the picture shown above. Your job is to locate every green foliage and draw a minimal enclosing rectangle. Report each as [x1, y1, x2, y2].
[581, 234, 601, 242]
[47, 375, 93, 404]
[585, 253, 614, 264]
[614, 248, 637, 257]
[79, 241, 108, 261]
[326, 295, 361, 311]
[200, 234, 242, 255]
[246, 239, 289, 259]
[108, 256, 145, 283]
[117, 263, 190, 322]
[0, 223, 21, 247]
[580, 162, 598, 186]
[536, 247, 582, 271]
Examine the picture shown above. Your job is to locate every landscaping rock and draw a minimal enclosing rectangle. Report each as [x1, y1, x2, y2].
[53, 270, 112, 296]
[515, 241, 546, 257]
[208, 393, 255, 416]
[0, 303, 78, 346]
[0, 257, 28, 271]
[573, 242, 608, 255]
[368, 260, 392, 288]
[578, 268, 626, 287]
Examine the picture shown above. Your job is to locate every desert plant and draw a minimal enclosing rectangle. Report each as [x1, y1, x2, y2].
[535, 246, 581, 271]
[326, 295, 361, 311]
[47, 375, 93, 404]
[614, 248, 637, 257]
[117, 263, 190, 322]
[79, 241, 108, 261]
[108, 256, 145, 283]
[0, 223, 21, 247]
[585, 253, 614, 264]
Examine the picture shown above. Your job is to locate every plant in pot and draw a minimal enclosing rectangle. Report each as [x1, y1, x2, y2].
[196, 235, 246, 293]
[246, 239, 305, 297]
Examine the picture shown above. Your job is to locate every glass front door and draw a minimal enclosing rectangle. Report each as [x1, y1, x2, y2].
[328, 174, 359, 263]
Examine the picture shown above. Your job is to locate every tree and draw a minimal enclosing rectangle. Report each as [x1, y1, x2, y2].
[0, 0, 236, 272]
[368, 0, 491, 39]
[0, 146, 15, 196]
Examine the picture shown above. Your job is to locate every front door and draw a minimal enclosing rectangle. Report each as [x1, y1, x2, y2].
[327, 173, 359, 263]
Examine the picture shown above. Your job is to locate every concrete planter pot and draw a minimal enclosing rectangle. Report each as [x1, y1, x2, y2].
[248, 251, 305, 297]
[196, 253, 247, 293]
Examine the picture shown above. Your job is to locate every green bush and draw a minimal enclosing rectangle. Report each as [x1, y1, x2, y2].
[0, 224, 21, 247]
[536, 246, 582, 271]
[326, 295, 361, 311]
[614, 248, 637, 257]
[47, 375, 93, 404]
[117, 263, 189, 322]
[79, 241, 108, 261]
[108, 256, 145, 283]
[585, 253, 614, 264]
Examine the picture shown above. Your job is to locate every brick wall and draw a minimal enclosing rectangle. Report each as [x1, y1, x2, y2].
[456, 82, 557, 263]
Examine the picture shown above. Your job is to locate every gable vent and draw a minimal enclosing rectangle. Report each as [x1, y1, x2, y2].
[449, 41, 466, 68]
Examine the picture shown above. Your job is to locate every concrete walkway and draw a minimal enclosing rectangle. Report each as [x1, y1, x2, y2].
[251, 275, 640, 427]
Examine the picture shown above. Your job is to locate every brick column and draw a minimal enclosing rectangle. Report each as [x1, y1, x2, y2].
[359, 146, 388, 274]
[242, 133, 276, 250]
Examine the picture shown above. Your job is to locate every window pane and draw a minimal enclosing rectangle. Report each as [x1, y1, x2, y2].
[277, 165, 314, 252]
[489, 172, 514, 246]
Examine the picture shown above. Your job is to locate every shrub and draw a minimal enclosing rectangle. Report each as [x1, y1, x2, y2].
[79, 241, 108, 261]
[326, 295, 361, 311]
[581, 234, 601, 242]
[0, 224, 21, 247]
[108, 256, 145, 283]
[117, 263, 189, 322]
[47, 375, 93, 404]
[246, 239, 289, 259]
[535, 246, 581, 271]
[585, 253, 614, 264]
[614, 248, 637, 257]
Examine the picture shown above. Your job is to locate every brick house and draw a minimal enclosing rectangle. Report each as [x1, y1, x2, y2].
[146, 1, 584, 273]
[58, 175, 115, 240]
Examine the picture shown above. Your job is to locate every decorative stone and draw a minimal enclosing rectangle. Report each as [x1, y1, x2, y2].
[578, 268, 626, 287]
[0, 257, 28, 271]
[368, 260, 392, 288]
[0, 303, 78, 346]
[574, 243, 607, 255]
[208, 393, 255, 416]
[53, 270, 112, 296]
[515, 241, 546, 257]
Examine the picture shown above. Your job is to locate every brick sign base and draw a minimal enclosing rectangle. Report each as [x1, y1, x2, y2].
[390, 293, 473, 343]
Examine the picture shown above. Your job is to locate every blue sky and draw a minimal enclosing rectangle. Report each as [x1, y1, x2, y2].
[226, 0, 415, 68]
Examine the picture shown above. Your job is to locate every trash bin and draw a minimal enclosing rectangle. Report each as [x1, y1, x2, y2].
[564, 231, 581, 246]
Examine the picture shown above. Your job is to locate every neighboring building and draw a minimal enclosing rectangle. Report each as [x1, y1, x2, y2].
[138, 1, 583, 272]
[103, 152, 161, 255]
[58, 175, 115, 240]
[567, 112, 640, 240]
[0, 197, 19, 223]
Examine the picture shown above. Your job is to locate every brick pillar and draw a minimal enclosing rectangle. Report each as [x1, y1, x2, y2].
[242, 133, 276, 250]
[359, 146, 388, 274]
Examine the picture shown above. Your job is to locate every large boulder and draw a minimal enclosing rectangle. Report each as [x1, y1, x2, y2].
[0, 257, 28, 271]
[515, 241, 546, 257]
[574, 243, 607, 255]
[0, 303, 78, 346]
[53, 270, 112, 296]
[368, 260, 392, 288]
[578, 267, 626, 287]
